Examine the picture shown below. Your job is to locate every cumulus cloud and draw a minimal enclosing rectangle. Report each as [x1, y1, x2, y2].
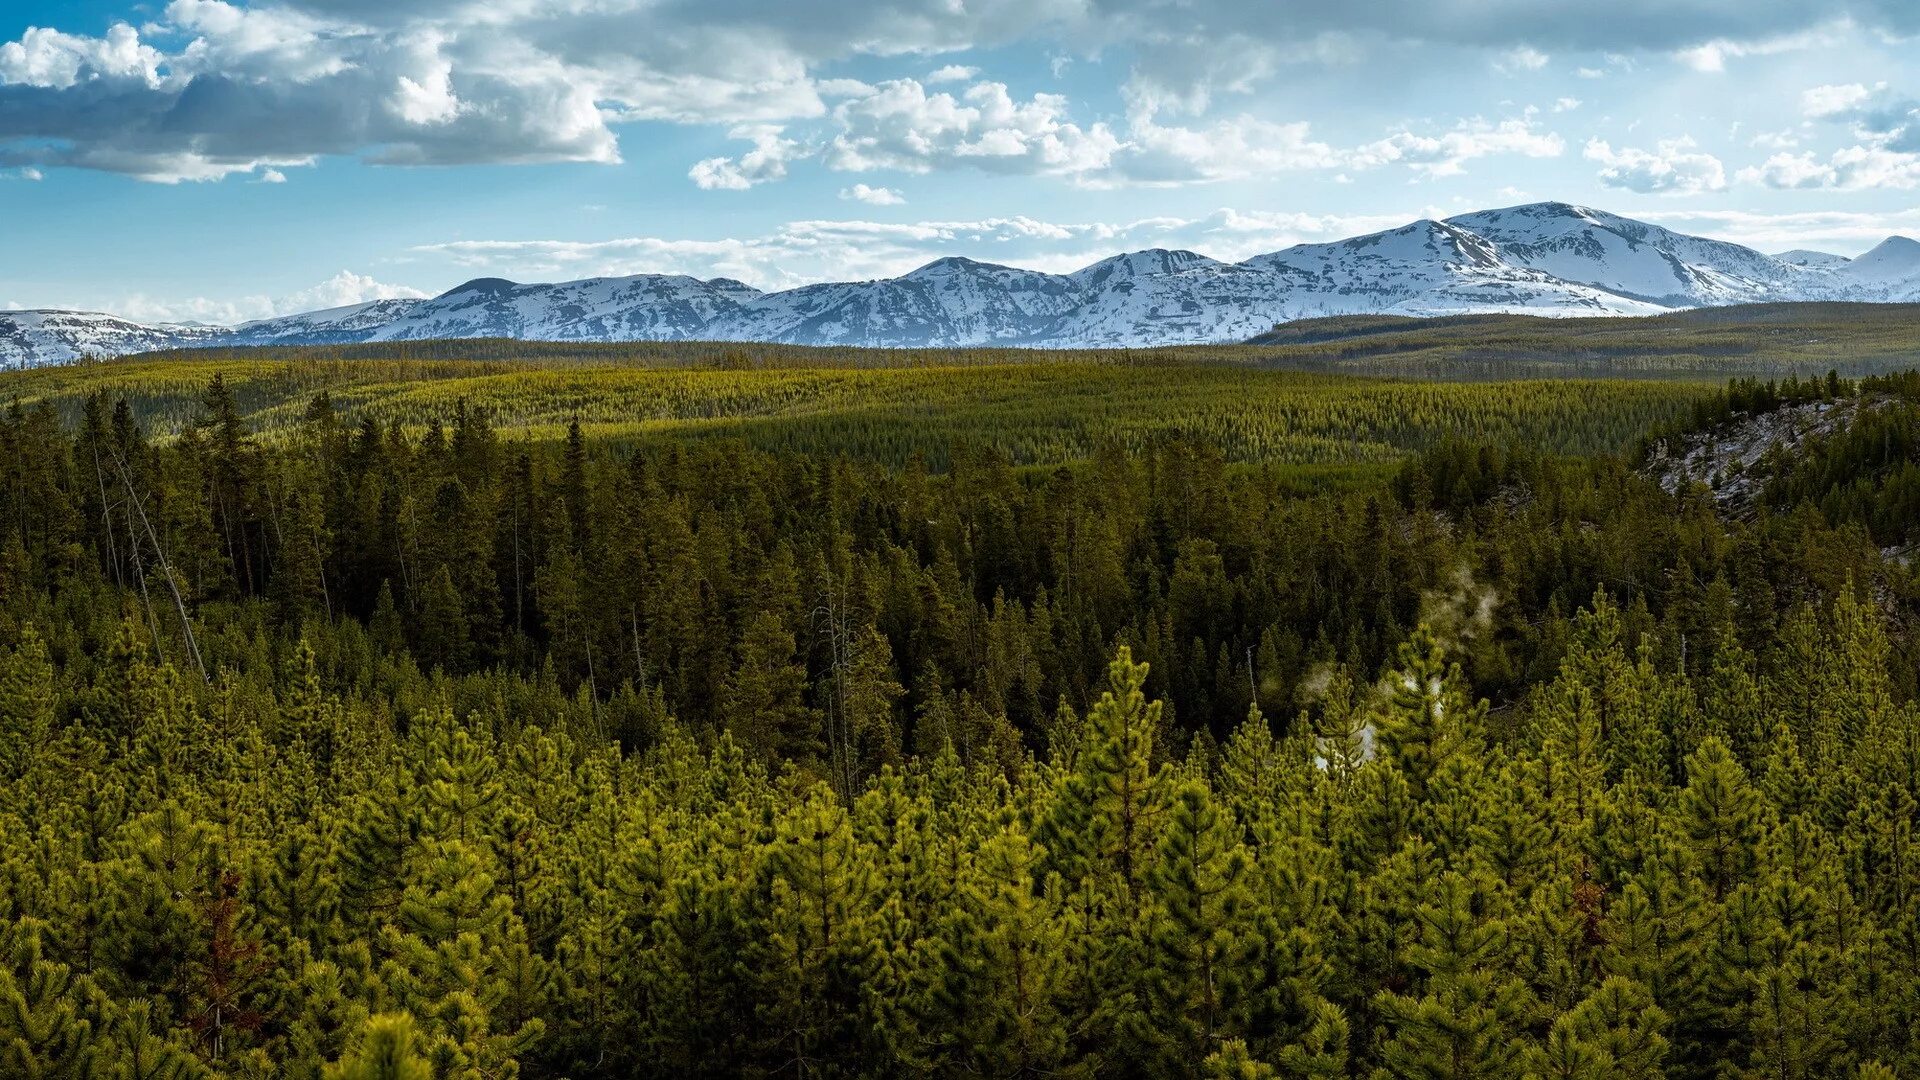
[823, 79, 1122, 178]
[1113, 109, 1348, 184]
[0, 3, 620, 181]
[1585, 136, 1727, 194]
[1746, 81, 1920, 189]
[112, 270, 428, 324]
[3, 0, 1917, 182]
[841, 183, 905, 204]
[926, 65, 977, 84]
[1739, 146, 1920, 190]
[0, 23, 162, 89]
[696, 74, 1560, 187]
[1802, 82, 1882, 118]
[689, 125, 802, 189]
[1798, 82, 1920, 151]
[1351, 118, 1564, 178]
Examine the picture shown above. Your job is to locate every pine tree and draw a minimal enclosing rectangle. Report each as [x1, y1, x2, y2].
[754, 787, 877, 1076]
[720, 610, 816, 765]
[104, 999, 211, 1080]
[1522, 976, 1668, 1080]
[1134, 778, 1261, 1072]
[1372, 628, 1485, 802]
[1372, 870, 1537, 1080]
[413, 565, 471, 673]
[1038, 647, 1166, 900]
[1205, 1038, 1280, 1079]
[324, 1013, 433, 1080]
[0, 625, 56, 779]
[1678, 737, 1767, 900]
[0, 921, 103, 1079]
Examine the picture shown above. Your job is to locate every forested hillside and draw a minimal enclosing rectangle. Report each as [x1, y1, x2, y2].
[4, 366, 1920, 1077]
[0, 360, 1708, 467]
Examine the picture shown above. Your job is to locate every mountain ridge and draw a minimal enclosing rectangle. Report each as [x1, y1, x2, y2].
[7, 202, 1919, 368]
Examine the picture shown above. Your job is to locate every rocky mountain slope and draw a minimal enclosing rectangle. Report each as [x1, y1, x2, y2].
[8, 202, 1920, 367]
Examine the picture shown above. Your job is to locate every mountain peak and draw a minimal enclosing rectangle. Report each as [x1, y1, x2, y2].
[1070, 248, 1222, 285]
[904, 256, 996, 278]
[1843, 236, 1920, 284]
[441, 277, 521, 298]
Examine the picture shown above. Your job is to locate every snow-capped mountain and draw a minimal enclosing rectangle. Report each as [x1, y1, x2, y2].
[708, 257, 1084, 348]
[1445, 203, 1800, 307]
[1837, 236, 1920, 288]
[365, 274, 765, 343]
[0, 310, 227, 368]
[8, 202, 1920, 368]
[229, 299, 431, 346]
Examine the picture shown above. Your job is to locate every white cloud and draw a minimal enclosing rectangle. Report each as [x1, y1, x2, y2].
[823, 79, 1122, 179]
[1, 166, 42, 180]
[390, 35, 462, 125]
[1584, 136, 1727, 194]
[254, 167, 287, 183]
[7, 0, 1916, 183]
[1552, 97, 1582, 112]
[1739, 146, 1920, 190]
[1802, 82, 1881, 117]
[1795, 82, 1919, 152]
[1118, 111, 1346, 184]
[0, 23, 162, 89]
[1496, 45, 1550, 72]
[1675, 23, 1846, 72]
[410, 208, 1421, 291]
[840, 183, 905, 204]
[111, 270, 428, 324]
[700, 74, 1564, 188]
[1352, 118, 1564, 177]
[1756, 81, 1920, 188]
[1633, 206, 1920, 255]
[689, 125, 802, 189]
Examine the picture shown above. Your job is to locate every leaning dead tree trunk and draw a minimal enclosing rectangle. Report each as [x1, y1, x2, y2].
[108, 444, 208, 682]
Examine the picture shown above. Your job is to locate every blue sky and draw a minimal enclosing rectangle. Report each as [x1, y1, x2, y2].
[4, 0, 1920, 322]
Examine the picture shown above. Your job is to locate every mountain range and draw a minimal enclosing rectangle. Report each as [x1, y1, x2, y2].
[8, 202, 1920, 368]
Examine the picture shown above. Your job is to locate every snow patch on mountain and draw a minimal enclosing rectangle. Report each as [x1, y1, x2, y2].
[1775, 250, 1852, 270]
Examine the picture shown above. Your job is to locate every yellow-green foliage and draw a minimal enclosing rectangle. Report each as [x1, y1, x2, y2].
[1, 356, 1714, 468]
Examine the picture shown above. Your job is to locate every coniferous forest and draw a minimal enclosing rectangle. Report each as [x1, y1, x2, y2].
[6, 361, 1920, 1078]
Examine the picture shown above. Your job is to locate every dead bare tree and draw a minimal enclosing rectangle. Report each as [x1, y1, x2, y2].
[107, 443, 207, 682]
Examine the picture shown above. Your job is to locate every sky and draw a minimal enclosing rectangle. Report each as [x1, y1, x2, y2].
[3, 0, 1920, 324]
